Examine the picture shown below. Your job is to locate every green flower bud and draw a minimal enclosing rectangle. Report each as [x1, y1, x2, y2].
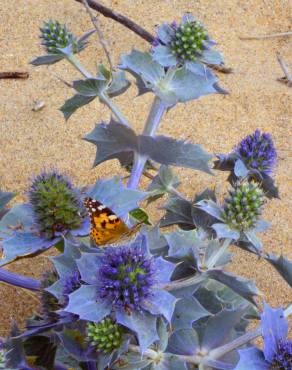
[40, 20, 78, 54]
[29, 171, 85, 239]
[0, 350, 5, 369]
[222, 182, 264, 231]
[87, 318, 123, 353]
[170, 20, 208, 61]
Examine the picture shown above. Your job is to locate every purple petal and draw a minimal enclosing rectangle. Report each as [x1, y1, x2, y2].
[261, 303, 288, 362]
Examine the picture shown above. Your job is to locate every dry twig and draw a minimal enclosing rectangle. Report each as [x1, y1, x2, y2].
[276, 52, 292, 87]
[240, 31, 292, 40]
[0, 71, 29, 79]
[75, 0, 154, 43]
[82, 0, 114, 70]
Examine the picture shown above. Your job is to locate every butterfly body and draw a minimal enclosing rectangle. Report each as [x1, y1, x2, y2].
[84, 197, 140, 246]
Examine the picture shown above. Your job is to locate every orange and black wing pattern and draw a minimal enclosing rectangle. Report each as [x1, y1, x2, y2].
[84, 197, 131, 246]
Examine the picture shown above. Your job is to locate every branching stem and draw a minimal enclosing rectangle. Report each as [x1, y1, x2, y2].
[127, 96, 166, 189]
[67, 55, 131, 126]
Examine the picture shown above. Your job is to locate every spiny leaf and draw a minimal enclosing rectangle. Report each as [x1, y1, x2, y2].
[60, 94, 95, 120]
[85, 120, 212, 173]
[265, 254, 292, 287]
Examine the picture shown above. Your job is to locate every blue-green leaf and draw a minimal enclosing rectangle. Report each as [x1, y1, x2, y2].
[116, 310, 158, 353]
[60, 94, 95, 120]
[212, 223, 240, 240]
[30, 54, 64, 66]
[206, 270, 260, 305]
[73, 77, 108, 96]
[265, 254, 292, 287]
[147, 165, 180, 201]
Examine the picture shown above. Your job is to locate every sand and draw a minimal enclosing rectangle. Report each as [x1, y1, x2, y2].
[0, 0, 291, 334]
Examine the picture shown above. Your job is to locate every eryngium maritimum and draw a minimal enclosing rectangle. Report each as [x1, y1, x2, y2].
[29, 171, 84, 239]
[40, 20, 78, 54]
[99, 246, 156, 311]
[152, 14, 222, 67]
[222, 182, 264, 231]
[170, 19, 208, 61]
[270, 339, 292, 370]
[87, 318, 123, 354]
[236, 129, 277, 175]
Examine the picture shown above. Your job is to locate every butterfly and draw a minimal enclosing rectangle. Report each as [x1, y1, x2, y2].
[84, 197, 141, 246]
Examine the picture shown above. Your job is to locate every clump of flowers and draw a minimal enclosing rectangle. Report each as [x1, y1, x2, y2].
[0, 7, 291, 370]
[87, 318, 124, 353]
[222, 182, 264, 230]
[236, 129, 277, 175]
[152, 14, 222, 67]
[169, 19, 208, 62]
[40, 20, 78, 54]
[29, 171, 84, 239]
[99, 245, 156, 311]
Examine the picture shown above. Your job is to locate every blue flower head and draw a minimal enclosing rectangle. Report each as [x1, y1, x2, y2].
[261, 304, 292, 369]
[99, 246, 156, 311]
[152, 13, 223, 68]
[236, 129, 277, 175]
[235, 303, 292, 370]
[65, 235, 177, 352]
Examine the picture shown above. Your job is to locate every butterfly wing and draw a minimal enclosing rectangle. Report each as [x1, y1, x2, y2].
[84, 197, 130, 246]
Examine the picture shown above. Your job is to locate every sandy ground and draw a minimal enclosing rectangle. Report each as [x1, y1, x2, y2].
[0, 0, 291, 334]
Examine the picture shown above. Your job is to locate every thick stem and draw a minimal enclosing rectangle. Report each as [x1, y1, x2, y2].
[143, 96, 166, 136]
[160, 273, 206, 291]
[127, 96, 166, 189]
[67, 54, 92, 78]
[0, 268, 40, 291]
[127, 153, 148, 189]
[67, 56, 131, 127]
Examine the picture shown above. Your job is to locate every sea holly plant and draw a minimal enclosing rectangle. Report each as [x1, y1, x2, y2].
[0, 5, 291, 370]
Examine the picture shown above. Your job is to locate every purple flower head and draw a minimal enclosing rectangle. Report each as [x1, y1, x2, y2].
[60, 270, 82, 307]
[62, 270, 81, 296]
[235, 304, 291, 370]
[98, 246, 156, 311]
[270, 339, 292, 369]
[65, 235, 177, 352]
[261, 303, 291, 369]
[236, 129, 277, 175]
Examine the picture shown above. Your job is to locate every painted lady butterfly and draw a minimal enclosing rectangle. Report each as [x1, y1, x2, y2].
[84, 197, 141, 246]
